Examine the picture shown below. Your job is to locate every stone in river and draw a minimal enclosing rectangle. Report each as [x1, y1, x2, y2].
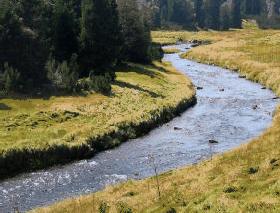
[174, 127, 183, 130]
[209, 140, 219, 144]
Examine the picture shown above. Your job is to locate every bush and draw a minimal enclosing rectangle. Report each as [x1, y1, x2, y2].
[116, 202, 133, 213]
[89, 71, 114, 94]
[148, 43, 164, 61]
[224, 186, 238, 193]
[46, 54, 79, 92]
[0, 62, 21, 92]
[99, 201, 109, 213]
[248, 167, 259, 174]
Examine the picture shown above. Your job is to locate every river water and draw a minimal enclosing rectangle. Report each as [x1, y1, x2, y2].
[0, 44, 278, 212]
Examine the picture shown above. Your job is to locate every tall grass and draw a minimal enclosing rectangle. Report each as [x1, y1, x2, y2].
[34, 26, 280, 212]
[0, 62, 196, 179]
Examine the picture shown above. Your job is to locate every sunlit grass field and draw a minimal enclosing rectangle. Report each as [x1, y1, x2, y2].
[0, 62, 196, 178]
[35, 22, 280, 212]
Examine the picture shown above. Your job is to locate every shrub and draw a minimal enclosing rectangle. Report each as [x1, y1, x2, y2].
[99, 201, 109, 213]
[46, 54, 79, 92]
[248, 167, 259, 174]
[224, 186, 238, 193]
[89, 72, 113, 94]
[166, 207, 177, 213]
[148, 43, 164, 61]
[0, 62, 21, 92]
[116, 202, 133, 213]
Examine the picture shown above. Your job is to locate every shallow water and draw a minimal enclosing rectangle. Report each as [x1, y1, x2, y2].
[0, 44, 278, 212]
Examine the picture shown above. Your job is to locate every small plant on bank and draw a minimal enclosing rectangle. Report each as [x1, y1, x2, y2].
[89, 71, 113, 94]
[99, 201, 109, 213]
[224, 186, 238, 193]
[116, 202, 133, 213]
[248, 167, 259, 174]
[148, 154, 161, 200]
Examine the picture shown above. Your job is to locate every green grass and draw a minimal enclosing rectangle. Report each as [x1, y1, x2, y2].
[34, 25, 280, 212]
[0, 62, 196, 179]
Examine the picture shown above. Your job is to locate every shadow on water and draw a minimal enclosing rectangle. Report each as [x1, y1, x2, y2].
[0, 103, 11, 110]
[114, 80, 164, 98]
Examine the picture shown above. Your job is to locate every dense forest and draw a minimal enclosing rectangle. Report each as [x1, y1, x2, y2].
[0, 0, 160, 94]
[1, 0, 280, 95]
[142, 0, 280, 29]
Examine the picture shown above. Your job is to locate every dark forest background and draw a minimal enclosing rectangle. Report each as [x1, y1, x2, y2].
[1, 0, 279, 95]
[141, 0, 280, 30]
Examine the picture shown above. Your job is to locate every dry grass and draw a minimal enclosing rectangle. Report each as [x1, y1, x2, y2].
[163, 48, 180, 54]
[33, 25, 280, 213]
[0, 62, 195, 178]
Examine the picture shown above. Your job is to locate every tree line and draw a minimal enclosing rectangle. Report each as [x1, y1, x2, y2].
[144, 0, 280, 30]
[0, 0, 160, 94]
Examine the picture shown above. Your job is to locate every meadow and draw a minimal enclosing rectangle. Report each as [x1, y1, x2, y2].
[0, 62, 196, 179]
[34, 22, 280, 212]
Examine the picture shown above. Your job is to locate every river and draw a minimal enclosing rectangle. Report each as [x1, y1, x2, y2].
[0, 44, 278, 212]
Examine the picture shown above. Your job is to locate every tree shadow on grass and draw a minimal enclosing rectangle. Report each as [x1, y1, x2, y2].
[0, 90, 88, 101]
[0, 103, 11, 110]
[118, 63, 174, 77]
[114, 80, 164, 98]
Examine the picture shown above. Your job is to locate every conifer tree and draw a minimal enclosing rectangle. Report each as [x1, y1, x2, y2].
[220, 3, 230, 30]
[52, 0, 78, 62]
[231, 0, 242, 28]
[195, 0, 205, 28]
[118, 0, 151, 62]
[204, 0, 221, 30]
[80, 0, 121, 76]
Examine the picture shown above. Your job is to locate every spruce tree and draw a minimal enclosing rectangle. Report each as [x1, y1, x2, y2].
[204, 0, 221, 30]
[0, 0, 47, 89]
[118, 0, 151, 62]
[245, 0, 261, 15]
[231, 0, 242, 28]
[80, 0, 121, 76]
[52, 0, 78, 62]
[220, 3, 230, 30]
[195, 0, 205, 28]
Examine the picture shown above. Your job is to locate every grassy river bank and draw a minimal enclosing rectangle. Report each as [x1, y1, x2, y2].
[0, 62, 196, 179]
[34, 24, 280, 212]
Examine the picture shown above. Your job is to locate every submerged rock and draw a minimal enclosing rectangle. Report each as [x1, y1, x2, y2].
[209, 140, 219, 144]
[174, 127, 183, 130]
[252, 105, 258, 110]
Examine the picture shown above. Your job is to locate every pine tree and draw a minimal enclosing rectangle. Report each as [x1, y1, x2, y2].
[52, 0, 78, 62]
[220, 3, 230, 30]
[118, 0, 151, 62]
[231, 0, 242, 28]
[204, 0, 221, 30]
[80, 0, 122, 76]
[245, 0, 261, 15]
[0, 0, 47, 89]
[170, 0, 194, 28]
[194, 0, 204, 28]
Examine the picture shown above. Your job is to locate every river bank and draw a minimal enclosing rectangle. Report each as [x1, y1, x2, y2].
[27, 41, 280, 213]
[0, 62, 196, 180]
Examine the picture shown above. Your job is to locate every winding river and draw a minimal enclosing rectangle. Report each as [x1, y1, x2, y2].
[0, 44, 278, 212]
